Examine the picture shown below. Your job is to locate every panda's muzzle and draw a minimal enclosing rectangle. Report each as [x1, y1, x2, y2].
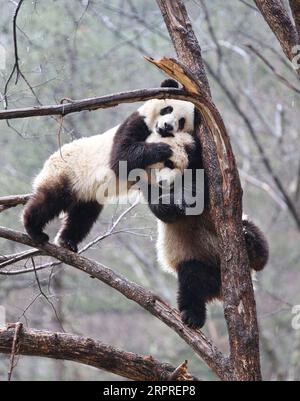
[157, 123, 174, 137]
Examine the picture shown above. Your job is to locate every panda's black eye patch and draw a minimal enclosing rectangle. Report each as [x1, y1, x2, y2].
[160, 106, 173, 116]
[179, 118, 186, 131]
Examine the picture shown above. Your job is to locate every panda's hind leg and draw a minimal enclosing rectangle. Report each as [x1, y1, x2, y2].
[177, 260, 221, 329]
[56, 200, 103, 252]
[243, 219, 269, 271]
[23, 184, 72, 244]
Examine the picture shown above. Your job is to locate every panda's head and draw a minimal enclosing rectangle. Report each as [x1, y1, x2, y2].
[139, 79, 197, 137]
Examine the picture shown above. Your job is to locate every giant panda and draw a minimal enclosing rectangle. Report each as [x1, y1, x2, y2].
[144, 80, 269, 329]
[22, 79, 197, 253]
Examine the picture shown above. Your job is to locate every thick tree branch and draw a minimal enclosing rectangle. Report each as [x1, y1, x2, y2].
[156, 0, 261, 381]
[0, 226, 232, 380]
[156, 0, 210, 94]
[0, 88, 188, 120]
[0, 325, 197, 381]
[254, 0, 299, 65]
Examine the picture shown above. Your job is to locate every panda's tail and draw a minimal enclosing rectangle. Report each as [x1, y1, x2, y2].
[242, 219, 269, 272]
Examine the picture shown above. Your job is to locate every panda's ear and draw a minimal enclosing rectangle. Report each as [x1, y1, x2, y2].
[160, 79, 179, 88]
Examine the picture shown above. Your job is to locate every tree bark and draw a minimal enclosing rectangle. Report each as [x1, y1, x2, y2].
[0, 325, 197, 381]
[156, 0, 262, 381]
[254, 0, 299, 65]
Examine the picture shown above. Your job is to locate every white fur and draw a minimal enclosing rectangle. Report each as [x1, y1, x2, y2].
[34, 98, 195, 206]
[146, 130, 194, 171]
[156, 218, 220, 273]
[34, 126, 123, 203]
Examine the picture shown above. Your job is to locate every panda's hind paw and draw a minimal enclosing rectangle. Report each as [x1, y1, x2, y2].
[57, 237, 78, 253]
[29, 231, 49, 245]
[180, 307, 206, 330]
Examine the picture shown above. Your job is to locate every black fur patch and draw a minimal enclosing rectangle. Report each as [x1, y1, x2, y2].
[160, 79, 179, 88]
[185, 135, 203, 170]
[110, 111, 173, 175]
[57, 201, 103, 252]
[23, 177, 73, 244]
[160, 106, 173, 116]
[243, 219, 269, 271]
[178, 117, 186, 131]
[177, 260, 221, 329]
[147, 199, 185, 223]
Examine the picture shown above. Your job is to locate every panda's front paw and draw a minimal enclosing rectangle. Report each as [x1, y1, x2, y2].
[154, 143, 173, 162]
[180, 305, 206, 330]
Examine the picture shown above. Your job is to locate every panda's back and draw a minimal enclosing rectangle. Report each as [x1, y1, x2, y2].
[34, 126, 120, 202]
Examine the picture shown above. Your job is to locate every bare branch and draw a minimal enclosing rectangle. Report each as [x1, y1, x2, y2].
[245, 44, 300, 94]
[0, 249, 42, 269]
[0, 325, 198, 381]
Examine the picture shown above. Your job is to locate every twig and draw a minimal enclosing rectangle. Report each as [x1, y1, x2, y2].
[246, 44, 300, 94]
[31, 258, 65, 332]
[240, 170, 286, 210]
[168, 360, 193, 381]
[7, 322, 23, 381]
[0, 249, 42, 269]
[3, 0, 25, 109]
